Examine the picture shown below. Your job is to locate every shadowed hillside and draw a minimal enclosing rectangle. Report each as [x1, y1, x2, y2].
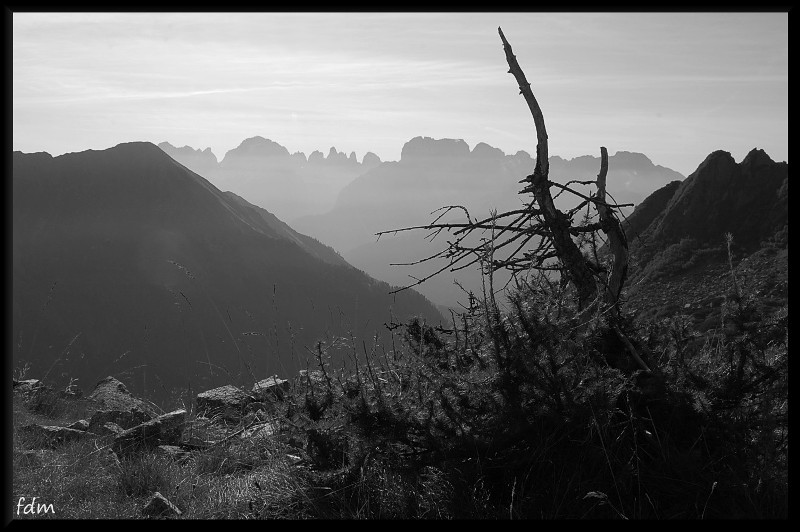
[12, 142, 442, 402]
[619, 148, 787, 325]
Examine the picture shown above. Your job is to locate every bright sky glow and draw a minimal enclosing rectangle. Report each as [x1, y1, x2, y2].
[13, 12, 788, 176]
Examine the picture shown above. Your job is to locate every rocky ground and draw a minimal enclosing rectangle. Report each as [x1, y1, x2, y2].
[11, 373, 319, 519]
[625, 243, 788, 331]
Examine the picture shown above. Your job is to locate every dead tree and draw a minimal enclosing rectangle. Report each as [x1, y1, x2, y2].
[379, 27, 658, 375]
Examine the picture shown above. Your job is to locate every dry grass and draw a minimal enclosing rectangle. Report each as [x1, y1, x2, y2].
[12, 390, 309, 520]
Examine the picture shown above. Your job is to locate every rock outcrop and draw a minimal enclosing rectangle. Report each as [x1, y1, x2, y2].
[90, 421, 125, 437]
[88, 408, 152, 432]
[142, 492, 182, 518]
[196, 385, 252, 421]
[251, 376, 290, 401]
[111, 409, 186, 457]
[87, 377, 158, 416]
[66, 419, 89, 431]
[13, 379, 49, 397]
[18, 424, 87, 448]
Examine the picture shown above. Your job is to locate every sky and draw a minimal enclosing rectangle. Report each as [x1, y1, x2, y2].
[13, 12, 788, 176]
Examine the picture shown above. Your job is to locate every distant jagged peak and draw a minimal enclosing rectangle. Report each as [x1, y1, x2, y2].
[362, 151, 382, 168]
[308, 150, 325, 164]
[611, 150, 654, 166]
[158, 141, 218, 163]
[326, 146, 351, 164]
[225, 136, 291, 158]
[400, 136, 471, 162]
[547, 150, 656, 167]
[471, 142, 506, 159]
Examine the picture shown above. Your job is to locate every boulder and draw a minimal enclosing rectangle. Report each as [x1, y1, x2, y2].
[88, 408, 152, 431]
[196, 385, 252, 421]
[251, 376, 290, 401]
[87, 376, 157, 415]
[112, 409, 186, 457]
[66, 419, 89, 431]
[13, 379, 43, 393]
[89, 422, 124, 437]
[142, 492, 182, 518]
[13, 379, 52, 400]
[240, 422, 277, 442]
[18, 424, 87, 448]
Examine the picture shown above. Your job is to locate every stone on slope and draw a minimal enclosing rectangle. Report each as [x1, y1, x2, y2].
[66, 419, 89, 431]
[88, 408, 152, 431]
[18, 424, 87, 448]
[13, 379, 43, 393]
[87, 376, 157, 415]
[90, 422, 125, 437]
[142, 492, 182, 518]
[196, 385, 252, 421]
[112, 409, 186, 457]
[252, 376, 290, 401]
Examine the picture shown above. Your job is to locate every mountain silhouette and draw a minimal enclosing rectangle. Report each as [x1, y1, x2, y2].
[293, 137, 685, 309]
[627, 148, 787, 253]
[12, 142, 441, 401]
[159, 137, 382, 221]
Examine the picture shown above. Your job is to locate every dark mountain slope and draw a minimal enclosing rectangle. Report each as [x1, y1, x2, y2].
[619, 148, 788, 326]
[12, 143, 442, 401]
[644, 149, 786, 250]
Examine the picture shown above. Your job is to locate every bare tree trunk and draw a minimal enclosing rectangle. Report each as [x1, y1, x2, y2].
[595, 146, 628, 309]
[498, 27, 598, 309]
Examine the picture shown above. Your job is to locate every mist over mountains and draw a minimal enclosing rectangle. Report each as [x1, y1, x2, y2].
[12, 142, 441, 401]
[295, 137, 685, 309]
[159, 137, 381, 221]
[162, 136, 685, 310]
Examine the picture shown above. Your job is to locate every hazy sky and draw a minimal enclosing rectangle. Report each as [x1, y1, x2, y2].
[13, 12, 787, 176]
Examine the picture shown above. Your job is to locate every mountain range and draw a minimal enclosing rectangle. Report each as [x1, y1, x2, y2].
[162, 136, 685, 310]
[15, 135, 785, 404]
[159, 137, 382, 221]
[12, 142, 441, 402]
[293, 137, 686, 309]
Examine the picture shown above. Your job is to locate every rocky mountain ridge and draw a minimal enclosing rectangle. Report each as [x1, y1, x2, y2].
[619, 148, 788, 326]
